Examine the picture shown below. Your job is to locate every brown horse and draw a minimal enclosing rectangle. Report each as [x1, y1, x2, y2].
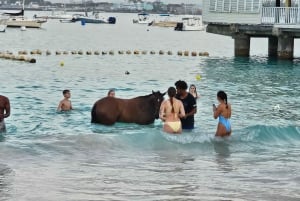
[91, 91, 166, 125]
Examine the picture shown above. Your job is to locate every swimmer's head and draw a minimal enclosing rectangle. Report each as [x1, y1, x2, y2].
[175, 80, 188, 90]
[175, 80, 188, 96]
[107, 89, 115, 97]
[167, 87, 176, 98]
[63, 89, 71, 98]
[217, 90, 228, 106]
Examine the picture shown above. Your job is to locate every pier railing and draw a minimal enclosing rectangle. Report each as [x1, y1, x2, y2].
[261, 7, 300, 24]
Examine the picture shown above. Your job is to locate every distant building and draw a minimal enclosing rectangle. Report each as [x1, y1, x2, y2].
[29, 2, 40, 8]
[167, 4, 184, 14]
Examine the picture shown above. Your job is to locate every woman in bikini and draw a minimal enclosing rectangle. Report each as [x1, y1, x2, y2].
[159, 87, 186, 134]
[213, 91, 232, 137]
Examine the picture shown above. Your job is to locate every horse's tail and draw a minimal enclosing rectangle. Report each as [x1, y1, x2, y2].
[91, 103, 97, 123]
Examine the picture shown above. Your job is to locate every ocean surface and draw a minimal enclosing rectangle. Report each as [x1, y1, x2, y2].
[0, 12, 300, 200]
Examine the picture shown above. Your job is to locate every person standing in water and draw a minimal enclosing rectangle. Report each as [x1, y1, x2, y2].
[57, 89, 73, 112]
[159, 87, 185, 134]
[175, 80, 197, 129]
[0, 95, 10, 133]
[107, 89, 116, 97]
[189, 84, 200, 100]
[213, 90, 232, 137]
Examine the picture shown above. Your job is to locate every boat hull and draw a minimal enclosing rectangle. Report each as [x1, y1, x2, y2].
[149, 21, 178, 27]
[79, 17, 107, 24]
[182, 25, 205, 31]
[6, 18, 46, 28]
[77, 16, 116, 24]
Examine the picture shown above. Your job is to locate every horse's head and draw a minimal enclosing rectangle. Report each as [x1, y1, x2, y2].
[151, 90, 166, 119]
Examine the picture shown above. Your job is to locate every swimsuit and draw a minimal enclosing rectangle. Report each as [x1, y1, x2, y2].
[218, 115, 231, 132]
[165, 121, 182, 132]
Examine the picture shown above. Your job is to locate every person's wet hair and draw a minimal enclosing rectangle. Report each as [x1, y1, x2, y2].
[189, 84, 196, 90]
[107, 89, 115, 96]
[168, 87, 176, 113]
[63, 89, 70, 95]
[217, 91, 228, 108]
[189, 84, 198, 95]
[175, 80, 188, 90]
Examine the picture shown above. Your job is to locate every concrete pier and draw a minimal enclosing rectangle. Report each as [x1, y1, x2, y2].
[234, 35, 250, 57]
[206, 24, 300, 59]
[268, 37, 278, 57]
[277, 36, 294, 59]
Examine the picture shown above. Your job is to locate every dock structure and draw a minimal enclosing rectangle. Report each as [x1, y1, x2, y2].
[202, 0, 300, 59]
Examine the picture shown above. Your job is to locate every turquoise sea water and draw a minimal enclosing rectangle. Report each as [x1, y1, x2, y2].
[1, 12, 300, 200]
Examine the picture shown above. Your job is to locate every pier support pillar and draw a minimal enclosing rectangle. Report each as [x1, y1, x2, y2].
[277, 36, 294, 59]
[234, 35, 250, 57]
[268, 37, 278, 57]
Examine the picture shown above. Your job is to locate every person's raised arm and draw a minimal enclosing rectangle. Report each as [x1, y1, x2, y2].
[213, 104, 221, 119]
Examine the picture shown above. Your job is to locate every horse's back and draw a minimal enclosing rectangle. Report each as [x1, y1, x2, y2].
[91, 97, 120, 125]
[91, 91, 165, 125]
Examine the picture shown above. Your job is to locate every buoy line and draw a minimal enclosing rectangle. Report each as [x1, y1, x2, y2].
[14, 49, 210, 57]
[0, 52, 36, 63]
[0, 50, 209, 63]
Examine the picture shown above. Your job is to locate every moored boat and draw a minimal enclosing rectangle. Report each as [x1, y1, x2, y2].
[133, 13, 152, 24]
[2, 0, 47, 29]
[73, 13, 116, 24]
[148, 14, 180, 28]
[6, 16, 47, 28]
[174, 16, 205, 31]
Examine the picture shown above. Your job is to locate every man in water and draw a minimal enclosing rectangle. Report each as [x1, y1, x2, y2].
[0, 95, 11, 133]
[57, 89, 73, 112]
[175, 80, 197, 129]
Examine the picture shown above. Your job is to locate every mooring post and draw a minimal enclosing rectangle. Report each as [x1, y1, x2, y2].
[233, 34, 250, 57]
[277, 35, 294, 59]
[268, 36, 278, 57]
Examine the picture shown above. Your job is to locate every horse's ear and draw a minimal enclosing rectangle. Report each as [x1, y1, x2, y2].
[152, 90, 154, 94]
[162, 92, 166, 96]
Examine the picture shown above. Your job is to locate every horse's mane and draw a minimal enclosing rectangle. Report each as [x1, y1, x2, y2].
[136, 93, 153, 99]
[133, 91, 164, 100]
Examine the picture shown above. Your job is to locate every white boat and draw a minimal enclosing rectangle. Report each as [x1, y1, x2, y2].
[34, 9, 73, 20]
[174, 16, 205, 31]
[133, 13, 152, 24]
[6, 16, 47, 28]
[148, 14, 180, 28]
[2, 0, 47, 29]
[0, 16, 8, 32]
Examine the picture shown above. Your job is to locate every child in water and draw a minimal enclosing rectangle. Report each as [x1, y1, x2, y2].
[57, 89, 73, 111]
